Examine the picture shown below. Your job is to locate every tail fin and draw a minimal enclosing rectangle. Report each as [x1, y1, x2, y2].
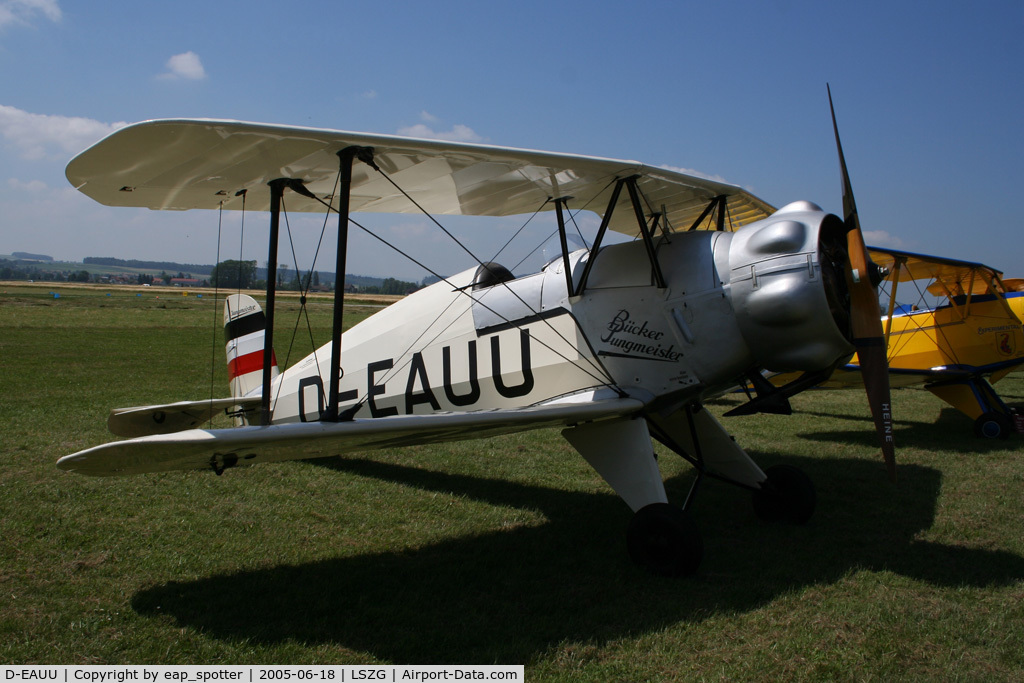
[224, 294, 279, 402]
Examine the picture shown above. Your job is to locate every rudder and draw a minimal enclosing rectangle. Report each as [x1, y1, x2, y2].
[224, 294, 279, 401]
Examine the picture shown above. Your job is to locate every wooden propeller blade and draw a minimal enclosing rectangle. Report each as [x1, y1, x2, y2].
[855, 338, 897, 481]
[830, 85, 897, 482]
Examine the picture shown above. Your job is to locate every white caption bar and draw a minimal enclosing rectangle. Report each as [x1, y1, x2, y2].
[0, 666, 524, 683]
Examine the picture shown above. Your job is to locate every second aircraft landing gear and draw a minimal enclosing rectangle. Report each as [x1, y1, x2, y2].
[974, 411, 1013, 439]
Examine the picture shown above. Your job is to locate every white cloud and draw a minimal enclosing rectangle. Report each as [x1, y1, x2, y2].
[0, 104, 127, 160]
[419, 110, 439, 123]
[658, 164, 727, 184]
[0, 0, 61, 29]
[862, 230, 906, 249]
[159, 51, 207, 80]
[7, 177, 48, 192]
[396, 122, 484, 143]
[360, 90, 378, 100]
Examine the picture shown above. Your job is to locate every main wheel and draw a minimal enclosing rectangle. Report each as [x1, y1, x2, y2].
[626, 503, 703, 577]
[974, 411, 1012, 439]
[752, 464, 816, 524]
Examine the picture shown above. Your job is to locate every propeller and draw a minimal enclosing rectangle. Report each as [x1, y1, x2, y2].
[828, 85, 897, 482]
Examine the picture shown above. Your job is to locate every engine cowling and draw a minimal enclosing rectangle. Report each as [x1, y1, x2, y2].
[726, 201, 854, 372]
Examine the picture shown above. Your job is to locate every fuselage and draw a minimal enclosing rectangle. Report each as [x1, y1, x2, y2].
[265, 202, 855, 424]
[882, 295, 1024, 373]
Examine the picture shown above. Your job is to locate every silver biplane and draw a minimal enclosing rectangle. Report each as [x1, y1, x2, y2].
[57, 93, 895, 576]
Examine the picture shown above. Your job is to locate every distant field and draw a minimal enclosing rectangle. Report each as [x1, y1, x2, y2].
[1, 280, 402, 305]
[2, 283, 1023, 678]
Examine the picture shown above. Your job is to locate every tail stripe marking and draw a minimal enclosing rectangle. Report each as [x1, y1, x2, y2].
[228, 349, 278, 381]
[225, 311, 267, 342]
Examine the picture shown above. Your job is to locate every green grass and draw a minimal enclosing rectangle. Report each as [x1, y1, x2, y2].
[2, 283, 1023, 679]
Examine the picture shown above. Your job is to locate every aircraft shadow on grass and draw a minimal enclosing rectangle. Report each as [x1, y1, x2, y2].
[790, 407, 1022, 454]
[711, 389, 1022, 453]
[132, 454, 1024, 663]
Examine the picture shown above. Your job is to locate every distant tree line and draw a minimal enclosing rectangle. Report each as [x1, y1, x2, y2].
[12, 252, 53, 261]
[84, 256, 214, 275]
[2, 255, 424, 295]
[1, 259, 85, 282]
[210, 260, 258, 289]
[155, 271, 200, 285]
[355, 277, 420, 295]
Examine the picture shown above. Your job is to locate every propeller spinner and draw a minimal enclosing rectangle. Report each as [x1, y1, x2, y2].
[828, 85, 897, 482]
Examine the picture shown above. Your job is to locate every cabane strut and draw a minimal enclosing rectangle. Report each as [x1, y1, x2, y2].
[569, 175, 668, 296]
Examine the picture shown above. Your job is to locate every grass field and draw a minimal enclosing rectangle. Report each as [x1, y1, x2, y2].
[2, 282, 1023, 679]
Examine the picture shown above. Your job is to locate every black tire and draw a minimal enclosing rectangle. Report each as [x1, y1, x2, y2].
[974, 411, 1012, 439]
[752, 464, 816, 524]
[626, 503, 703, 577]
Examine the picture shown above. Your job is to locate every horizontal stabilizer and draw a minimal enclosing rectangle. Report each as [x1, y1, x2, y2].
[107, 397, 261, 437]
[61, 397, 644, 477]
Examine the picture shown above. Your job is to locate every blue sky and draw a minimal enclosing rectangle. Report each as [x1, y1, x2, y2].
[1, 0, 1021, 280]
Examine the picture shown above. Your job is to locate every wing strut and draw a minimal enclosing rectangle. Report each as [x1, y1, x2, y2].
[261, 178, 319, 425]
[324, 146, 377, 422]
[882, 256, 904, 344]
[571, 175, 667, 296]
[685, 195, 728, 232]
[553, 196, 575, 297]
[259, 147, 377, 424]
[261, 179, 286, 425]
[625, 177, 667, 289]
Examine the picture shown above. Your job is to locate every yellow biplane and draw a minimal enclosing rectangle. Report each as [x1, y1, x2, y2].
[774, 247, 1024, 438]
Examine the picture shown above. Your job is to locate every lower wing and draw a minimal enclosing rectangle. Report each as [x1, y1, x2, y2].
[58, 395, 644, 477]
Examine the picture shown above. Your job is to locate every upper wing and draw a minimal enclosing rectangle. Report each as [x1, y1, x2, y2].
[868, 246, 1004, 296]
[57, 395, 645, 477]
[65, 119, 775, 237]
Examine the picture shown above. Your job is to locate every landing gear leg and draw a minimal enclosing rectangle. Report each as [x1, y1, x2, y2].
[928, 377, 1015, 439]
[627, 503, 703, 577]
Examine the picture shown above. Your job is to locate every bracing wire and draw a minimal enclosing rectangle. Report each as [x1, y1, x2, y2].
[207, 201, 225, 427]
[875, 272, 963, 368]
[288, 172, 341, 387]
[496, 197, 591, 277]
[486, 200, 550, 266]
[566, 199, 591, 250]
[236, 189, 247, 298]
[343, 217, 619, 415]
[347, 213, 615, 388]
[499, 182, 608, 276]
[364, 166, 619, 374]
[258, 160, 666, 421]
[268, 195, 334, 417]
[509, 226, 560, 275]
[896, 274, 971, 368]
[289, 181, 619, 414]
